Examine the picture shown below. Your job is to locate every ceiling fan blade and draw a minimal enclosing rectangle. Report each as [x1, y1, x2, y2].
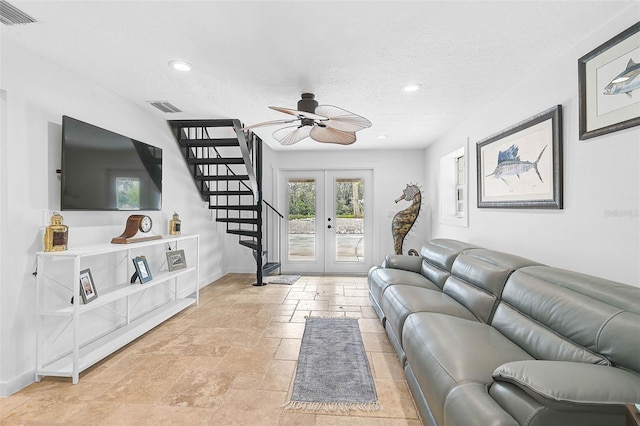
[273, 125, 312, 146]
[269, 106, 328, 121]
[242, 118, 300, 130]
[310, 126, 357, 145]
[315, 105, 372, 132]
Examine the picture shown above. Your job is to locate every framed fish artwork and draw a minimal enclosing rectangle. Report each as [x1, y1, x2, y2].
[578, 22, 640, 140]
[476, 105, 563, 209]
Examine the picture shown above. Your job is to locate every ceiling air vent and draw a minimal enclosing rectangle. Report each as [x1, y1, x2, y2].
[147, 101, 182, 113]
[0, 0, 37, 26]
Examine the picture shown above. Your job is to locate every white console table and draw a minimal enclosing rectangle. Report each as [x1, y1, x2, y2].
[35, 234, 199, 384]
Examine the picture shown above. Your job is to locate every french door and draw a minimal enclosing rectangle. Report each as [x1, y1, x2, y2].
[279, 169, 373, 274]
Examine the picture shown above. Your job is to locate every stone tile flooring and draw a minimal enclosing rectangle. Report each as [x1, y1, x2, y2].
[0, 274, 420, 425]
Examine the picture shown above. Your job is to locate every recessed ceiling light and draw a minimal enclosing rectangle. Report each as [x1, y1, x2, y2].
[402, 83, 422, 93]
[169, 60, 192, 72]
[378, 135, 389, 139]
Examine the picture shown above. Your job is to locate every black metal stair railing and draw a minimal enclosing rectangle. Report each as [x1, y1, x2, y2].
[168, 119, 283, 286]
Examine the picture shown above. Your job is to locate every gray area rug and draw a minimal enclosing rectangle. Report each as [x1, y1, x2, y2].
[264, 275, 301, 285]
[285, 317, 381, 412]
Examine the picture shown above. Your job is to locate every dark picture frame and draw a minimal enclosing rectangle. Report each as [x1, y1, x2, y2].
[132, 256, 153, 284]
[578, 22, 640, 140]
[79, 268, 98, 304]
[166, 249, 187, 272]
[477, 105, 563, 209]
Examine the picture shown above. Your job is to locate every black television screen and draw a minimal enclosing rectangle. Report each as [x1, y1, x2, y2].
[61, 116, 162, 211]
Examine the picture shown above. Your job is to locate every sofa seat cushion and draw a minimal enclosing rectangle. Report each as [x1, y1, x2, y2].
[381, 285, 479, 349]
[368, 267, 440, 314]
[402, 312, 534, 426]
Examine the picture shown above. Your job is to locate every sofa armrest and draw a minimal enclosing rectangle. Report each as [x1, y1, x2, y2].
[493, 360, 640, 410]
[382, 254, 422, 273]
[445, 383, 519, 426]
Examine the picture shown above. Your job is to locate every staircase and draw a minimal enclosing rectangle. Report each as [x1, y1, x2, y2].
[168, 119, 282, 286]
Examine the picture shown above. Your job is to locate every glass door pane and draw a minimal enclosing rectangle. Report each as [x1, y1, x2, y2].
[326, 169, 373, 274]
[280, 170, 325, 274]
[287, 178, 316, 262]
[334, 178, 365, 262]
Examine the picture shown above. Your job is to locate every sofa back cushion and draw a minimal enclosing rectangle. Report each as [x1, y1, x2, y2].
[442, 249, 540, 322]
[493, 266, 640, 371]
[418, 239, 480, 289]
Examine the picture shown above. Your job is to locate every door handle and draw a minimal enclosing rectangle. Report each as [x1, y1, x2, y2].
[327, 225, 332, 229]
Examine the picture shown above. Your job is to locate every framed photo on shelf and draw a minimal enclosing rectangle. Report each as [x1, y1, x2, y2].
[79, 268, 98, 304]
[476, 105, 563, 209]
[166, 249, 187, 272]
[578, 22, 640, 140]
[132, 256, 153, 284]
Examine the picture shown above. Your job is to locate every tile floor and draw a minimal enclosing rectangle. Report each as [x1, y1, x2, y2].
[1, 274, 421, 425]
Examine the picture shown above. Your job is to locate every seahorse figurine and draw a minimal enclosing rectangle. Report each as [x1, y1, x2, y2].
[392, 184, 422, 255]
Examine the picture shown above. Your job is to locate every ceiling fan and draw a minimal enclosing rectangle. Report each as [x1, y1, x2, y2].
[245, 93, 372, 146]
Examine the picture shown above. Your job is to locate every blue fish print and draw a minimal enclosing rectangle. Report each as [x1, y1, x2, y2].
[487, 144, 547, 185]
[604, 58, 640, 98]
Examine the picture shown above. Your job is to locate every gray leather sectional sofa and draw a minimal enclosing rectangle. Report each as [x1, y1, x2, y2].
[368, 239, 640, 426]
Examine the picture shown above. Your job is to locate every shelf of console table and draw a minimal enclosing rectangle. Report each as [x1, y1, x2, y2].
[37, 298, 194, 378]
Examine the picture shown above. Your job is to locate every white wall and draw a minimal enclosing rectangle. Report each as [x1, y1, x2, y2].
[0, 39, 228, 396]
[424, 6, 639, 286]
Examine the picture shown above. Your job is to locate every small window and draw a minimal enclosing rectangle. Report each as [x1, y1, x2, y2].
[455, 155, 465, 217]
[439, 144, 468, 227]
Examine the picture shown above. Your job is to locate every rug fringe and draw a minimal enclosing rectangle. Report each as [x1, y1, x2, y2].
[284, 400, 382, 412]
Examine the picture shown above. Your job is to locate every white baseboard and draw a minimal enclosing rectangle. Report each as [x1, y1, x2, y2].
[225, 266, 257, 274]
[199, 271, 225, 288]
[0, 370, 35, 397]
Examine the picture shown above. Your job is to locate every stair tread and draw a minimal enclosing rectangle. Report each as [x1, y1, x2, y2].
[263, 262, 281, 274]
[216, 218, 259, 224]
[239, 240, 258, 250]
[169, 119, 238, 127]
[187, 158, 245, 164]
[204, 190, 254, 196]
[195, 175, 249, 181]
[227, 229, 259, 237]
[179, 138, 239, 147]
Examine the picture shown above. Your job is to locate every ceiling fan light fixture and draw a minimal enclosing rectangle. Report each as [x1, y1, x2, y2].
[402, 83, 422, 93]
[168, 60, 192, 72]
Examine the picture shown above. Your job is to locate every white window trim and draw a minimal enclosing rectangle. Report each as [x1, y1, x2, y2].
[439, 141, 469, 227]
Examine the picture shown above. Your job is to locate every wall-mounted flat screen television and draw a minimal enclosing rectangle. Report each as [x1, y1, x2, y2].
[61, 116, 162, 211]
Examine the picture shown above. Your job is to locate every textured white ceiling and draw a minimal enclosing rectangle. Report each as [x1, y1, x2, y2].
[3, 1, 635, 150]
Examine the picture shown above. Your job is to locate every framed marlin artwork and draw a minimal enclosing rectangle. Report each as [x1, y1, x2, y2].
[476, 105, 563, 209]
[578, 22, 640, 140]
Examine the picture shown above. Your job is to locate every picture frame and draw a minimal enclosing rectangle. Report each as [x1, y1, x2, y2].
[132, 256, 153, 284]
[79, 268, 98, 304]
[477, 105, 563, 209]
[166, 249, 187, 272]
[578, 22, 640, 140]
